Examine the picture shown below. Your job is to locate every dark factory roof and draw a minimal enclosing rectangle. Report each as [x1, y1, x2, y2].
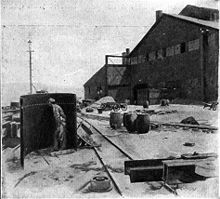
[129, 13, 219, 56]
[166, 14, 219, 30]
[179, 5, 219, 21]
[84, 65, 105, 86]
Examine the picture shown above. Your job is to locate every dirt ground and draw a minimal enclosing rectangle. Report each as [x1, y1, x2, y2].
[2, 148, 119, 198]
[2, 104, 219, 198]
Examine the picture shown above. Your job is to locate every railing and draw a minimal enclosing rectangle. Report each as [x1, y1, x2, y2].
[105, 55, 130, 65]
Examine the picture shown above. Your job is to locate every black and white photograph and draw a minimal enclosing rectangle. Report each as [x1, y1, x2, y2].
[1, 0, 219, 198]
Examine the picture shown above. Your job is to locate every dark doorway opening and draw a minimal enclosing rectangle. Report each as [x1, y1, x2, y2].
[133, 84, 149, 105]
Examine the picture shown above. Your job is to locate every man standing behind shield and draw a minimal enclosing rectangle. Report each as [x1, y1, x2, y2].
[48, 98, 67, 151]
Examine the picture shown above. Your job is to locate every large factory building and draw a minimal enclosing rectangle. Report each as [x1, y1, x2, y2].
[84, 5, 219, 104]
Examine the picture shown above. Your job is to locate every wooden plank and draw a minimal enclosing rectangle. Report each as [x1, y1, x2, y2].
[161, 158, 215, 185]
[85, 118, 141, 160]
[129, 166, 163, 182]
[2, 121, 11, 128]
[151, 121, 218, 130]
[162, 158, 216, 166]
[80, 112, 109, 121]
[124, 158, 175, 175]
[181, 152, 217, 159]
[50, 149, 77, 156]
[77, 125, 101, 147]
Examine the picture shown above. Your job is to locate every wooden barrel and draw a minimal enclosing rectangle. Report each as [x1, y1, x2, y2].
[110, 112, 123, 129]
[5, 122, 11, 137]
[11, 122, 18, 138]
[160, 99, 169, 106]
[136, 113, 150, 134]
[123, 112, 130, 127]
[143, 100, 149, 108]
[123, 112, 137, 133]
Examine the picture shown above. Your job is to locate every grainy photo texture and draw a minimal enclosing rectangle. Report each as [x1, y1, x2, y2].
[1, 0, 219, 198]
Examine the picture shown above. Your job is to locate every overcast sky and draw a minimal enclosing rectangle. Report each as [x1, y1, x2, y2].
[2, 0, 218, 91]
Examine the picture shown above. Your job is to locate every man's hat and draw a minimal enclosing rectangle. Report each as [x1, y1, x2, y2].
[48, 98, 56, 103]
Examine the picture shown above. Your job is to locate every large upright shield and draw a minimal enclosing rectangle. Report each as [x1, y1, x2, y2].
[20, 93, 77, 167]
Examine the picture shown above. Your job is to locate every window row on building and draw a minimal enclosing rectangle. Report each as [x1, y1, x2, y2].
[130, 38, 200, 65]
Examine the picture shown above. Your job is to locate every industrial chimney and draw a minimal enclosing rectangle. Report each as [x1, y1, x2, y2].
[126, 48, 130, 55]
[122, 48, 130, 65]
[156, 10, 163, 21]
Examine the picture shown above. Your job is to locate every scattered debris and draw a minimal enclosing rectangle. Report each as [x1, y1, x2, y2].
[12, 114, 20, 122]
[82, 99, 95, 108]
[86, 107, 94, 112]
[142, 109, 178, 115]
[181, 152, 217, 159]
[90, 96, 115, 109]
[14, 171, 37, 187]
[203, 101, 218, 111]
[50, 149, 76, 157]
[101, 102, 127, 112]
[35, 150, 50, 165]
[183, 142, 195, 147]
[77, 122, 101, 147]
[142, 109, 155, 115]
[180, 116, 199, 125]
[70, 161, 103, 172]
[202, 129, 215, 134]
[150, 123, 159, 130]
[192, 128, 200, 132]
[77, 181, 91, 192]
[106, 165, 124, 173]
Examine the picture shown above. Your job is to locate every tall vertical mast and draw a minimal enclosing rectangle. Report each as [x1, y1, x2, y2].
[27, 40, 34, 94]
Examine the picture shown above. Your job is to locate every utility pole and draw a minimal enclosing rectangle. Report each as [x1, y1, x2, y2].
[27, 40, 34, 94]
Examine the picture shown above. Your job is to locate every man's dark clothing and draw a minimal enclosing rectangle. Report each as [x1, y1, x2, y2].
[51, 104, 67, 150]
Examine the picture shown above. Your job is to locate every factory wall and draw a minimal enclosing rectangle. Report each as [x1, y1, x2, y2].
[129, 15, 218, 103]
[84, 65, 106, 100]
[205, 32, 219, 101]
[84, 14, 218, 104]
[107, 65, 131, 102]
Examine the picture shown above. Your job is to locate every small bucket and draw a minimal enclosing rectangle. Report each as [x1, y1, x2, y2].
[97, 108, 103, 114]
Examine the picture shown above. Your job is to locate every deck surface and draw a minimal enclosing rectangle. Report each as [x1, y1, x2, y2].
[2, 104, 219, 198]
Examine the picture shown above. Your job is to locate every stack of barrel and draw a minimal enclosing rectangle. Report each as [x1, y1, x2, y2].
[110, 111, 150, 134]
[4, 121, 20, 138]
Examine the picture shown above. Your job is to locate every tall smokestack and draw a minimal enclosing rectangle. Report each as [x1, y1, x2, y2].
[126, 48, 130, 55]
[156, 10, 163, 21]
